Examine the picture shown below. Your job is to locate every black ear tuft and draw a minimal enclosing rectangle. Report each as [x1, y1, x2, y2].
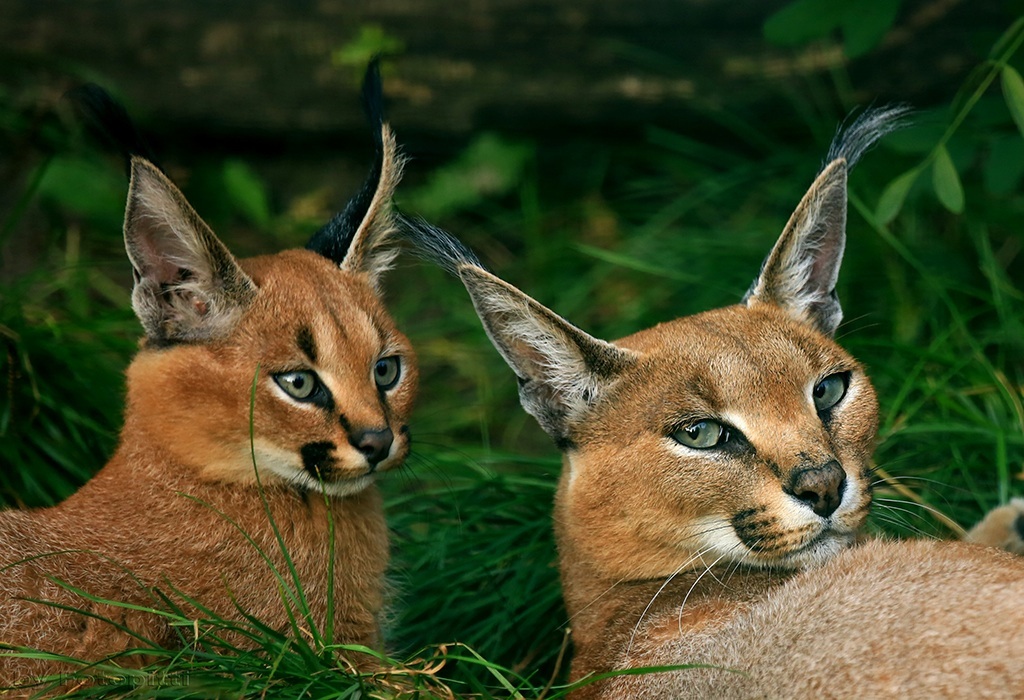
[306, 58, 387, 265]
[65, 84, 160, 175]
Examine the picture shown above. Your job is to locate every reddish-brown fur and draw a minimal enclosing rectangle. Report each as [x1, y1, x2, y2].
[1, 89, 412, 688]
[409, 108, 1024, 698]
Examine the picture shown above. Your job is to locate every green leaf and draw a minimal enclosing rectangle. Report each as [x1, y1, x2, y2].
[931, 145, 964, 214]
[764, 0, 844, 46]
[1001, 65, 1024, 139]
[401, 134, 533, 219]
[840, 0, 902, 58]
[332, 25, 405, 68]
[36, 156, 125, 229]
[222, 160, 271, 227]
[875, 167, 921, 224]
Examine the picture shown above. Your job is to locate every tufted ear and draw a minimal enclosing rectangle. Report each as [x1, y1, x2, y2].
[400, 216, 635, 445]
[124, 157, 256, 345]
[744, 158, 849, 336]
[459, 266, 636, 445]
[306, 59, 405, 290]
[744, 106, 909, 336]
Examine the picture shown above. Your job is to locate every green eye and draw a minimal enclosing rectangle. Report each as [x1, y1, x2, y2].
[813, 373, 849, 412]
[373, 356, 401, 390]
[672, 420, 728, 449]
[274, 371, 318, 400]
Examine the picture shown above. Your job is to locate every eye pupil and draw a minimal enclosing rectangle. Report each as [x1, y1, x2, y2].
[273, 371, 318, 401]
[672, 419, 725, 449]
[813, 373, 849, 412]
[373, 356, 401, 390]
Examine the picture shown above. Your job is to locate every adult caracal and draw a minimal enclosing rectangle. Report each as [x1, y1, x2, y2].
[0, 65, 414, 687]
[405, 108, 1024, 699]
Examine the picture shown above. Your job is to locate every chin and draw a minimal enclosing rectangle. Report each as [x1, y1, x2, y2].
[316, 474, 376, 497]
[780, 531, 857, 570]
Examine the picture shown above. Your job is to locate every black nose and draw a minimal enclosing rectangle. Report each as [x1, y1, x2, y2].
[785, 460, 846, 518]
[350, 428, 394, 468]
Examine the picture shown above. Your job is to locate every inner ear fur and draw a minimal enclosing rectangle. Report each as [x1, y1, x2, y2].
[744, 158, 848, 336]
[306, 60, 405, 289]
[458, 265, 635, 443]
[125, 157, 256, 345]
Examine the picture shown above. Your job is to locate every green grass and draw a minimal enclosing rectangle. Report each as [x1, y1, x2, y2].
[2, 16, 1024, 698]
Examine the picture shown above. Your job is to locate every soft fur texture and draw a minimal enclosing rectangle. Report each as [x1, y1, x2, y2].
[1, 70, 414, 691]
[407, 108, 1024, 699]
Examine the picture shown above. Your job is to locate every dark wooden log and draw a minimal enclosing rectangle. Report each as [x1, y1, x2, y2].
[0, 0, 1003, 147]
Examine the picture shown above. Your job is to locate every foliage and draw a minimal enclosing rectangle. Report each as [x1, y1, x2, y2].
[1, 5, 1023, 698]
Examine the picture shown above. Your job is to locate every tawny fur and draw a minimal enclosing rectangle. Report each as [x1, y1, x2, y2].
[1, 94, 413, 689]
[406, 107, 1024, 699]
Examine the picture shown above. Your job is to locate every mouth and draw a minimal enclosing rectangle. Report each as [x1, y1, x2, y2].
[301, 441, 340, 482]
[772, 527, 857, 569]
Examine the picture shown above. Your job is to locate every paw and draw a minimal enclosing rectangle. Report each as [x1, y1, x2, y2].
[964, 498, 1024, 555]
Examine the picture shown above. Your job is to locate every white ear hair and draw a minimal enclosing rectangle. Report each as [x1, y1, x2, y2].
[744, 159, 848, 335]
[459, 265, 635, 445]
[305, 61, 405, 291]
[124, 157, 255, 344]
[745, 106, 908, 336]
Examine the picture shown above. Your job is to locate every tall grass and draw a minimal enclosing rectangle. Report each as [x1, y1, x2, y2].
[1, 14, 1023, 698]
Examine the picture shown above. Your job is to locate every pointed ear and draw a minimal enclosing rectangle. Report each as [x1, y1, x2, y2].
[306, 60, 404, 289]
[458, 265, 635, 444]
[124, 157, 256, 344]
[743, 158, 848, 336]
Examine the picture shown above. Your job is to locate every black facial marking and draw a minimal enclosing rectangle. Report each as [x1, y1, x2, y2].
[301, 441, 337, 481]
[554, 435, 578, 451]
[297, 326, 318, 364]
[338, 412, 352, 433]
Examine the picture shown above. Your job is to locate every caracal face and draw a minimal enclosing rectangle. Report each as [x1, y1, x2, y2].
[403, 107, 907, 582]
[125, 245, 417, 498]
[562, 303, 877, 582]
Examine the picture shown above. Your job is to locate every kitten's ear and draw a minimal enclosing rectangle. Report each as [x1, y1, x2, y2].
[743, 158, 849, 336]
[306, 59, 404, 289]
[744, 106, 909, 336]
[125, 157, 256, 344]
[458, 265, 635, 444]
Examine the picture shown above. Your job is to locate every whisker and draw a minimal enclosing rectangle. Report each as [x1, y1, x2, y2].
[874, 497, 964, 537]
[677, 547, 740, 636]
[625, 546, 718, 656]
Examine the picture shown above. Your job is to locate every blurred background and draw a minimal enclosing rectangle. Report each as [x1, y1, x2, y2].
[2, 0, 1023, 695]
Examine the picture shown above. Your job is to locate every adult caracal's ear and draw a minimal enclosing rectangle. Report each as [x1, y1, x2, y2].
[744, 106, 908, 336]
[125, 158, 257, 344]
[306, 59, 405, 290]
[401, 218, 636, 442]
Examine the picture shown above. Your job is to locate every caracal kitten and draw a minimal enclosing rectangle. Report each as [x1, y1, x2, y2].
[0, 66, 415, 688]
[405, 108, 1024, 699]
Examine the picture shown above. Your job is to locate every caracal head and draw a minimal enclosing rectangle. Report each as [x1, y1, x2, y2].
[407, 108, 905, 581]
[119, 64, 415, 497]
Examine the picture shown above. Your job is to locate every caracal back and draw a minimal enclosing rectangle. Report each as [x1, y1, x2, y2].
[405, 107, 1024, 699]
[0, 64, 416, 689]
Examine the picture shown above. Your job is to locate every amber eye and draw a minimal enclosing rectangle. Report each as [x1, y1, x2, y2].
[813, 373, 849, 412]
[672, 420, 728, 449]
[274, 371, 319, 400]
[373, 356, 401, 390]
